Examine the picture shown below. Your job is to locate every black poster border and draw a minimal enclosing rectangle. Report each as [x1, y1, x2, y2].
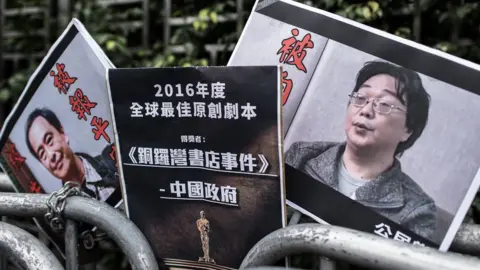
[285, 165, 438, 248]
[0, 25, 79, 147]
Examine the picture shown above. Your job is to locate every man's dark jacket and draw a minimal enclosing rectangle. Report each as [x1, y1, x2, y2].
[75, 144, 120, 199]
[285, 140, 438, 241]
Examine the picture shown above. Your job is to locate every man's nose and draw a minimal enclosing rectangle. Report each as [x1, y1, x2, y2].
[46, 149, 56, 164]
[359, 100, 375, 118]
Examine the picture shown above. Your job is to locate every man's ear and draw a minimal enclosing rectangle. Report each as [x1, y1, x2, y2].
[400, 128, 412, 143]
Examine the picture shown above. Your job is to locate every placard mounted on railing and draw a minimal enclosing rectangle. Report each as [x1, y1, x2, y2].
[228, 0, 480, 251]
[107, 66, 286, 270]
[0, 19, 123, 262]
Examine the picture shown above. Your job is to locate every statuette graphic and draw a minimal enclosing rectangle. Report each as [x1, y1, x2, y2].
[196, 210, 215, 263]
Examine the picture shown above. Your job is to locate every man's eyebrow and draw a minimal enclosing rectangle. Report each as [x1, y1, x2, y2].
[382, 89, 398, 97]
[382, 89, 407, 105]
[360, 84, 397, 97]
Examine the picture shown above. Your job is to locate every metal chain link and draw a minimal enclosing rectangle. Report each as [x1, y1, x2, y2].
[44, 181, 108, 249]
[80, 230, 108, 249]
[45, 181, 89, 232]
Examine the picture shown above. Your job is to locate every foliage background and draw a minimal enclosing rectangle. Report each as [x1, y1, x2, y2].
[0, 0, 479, 268]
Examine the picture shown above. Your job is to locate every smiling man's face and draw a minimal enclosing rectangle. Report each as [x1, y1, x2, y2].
[344, 74, 411, 154]
[27, 115, 76, 181]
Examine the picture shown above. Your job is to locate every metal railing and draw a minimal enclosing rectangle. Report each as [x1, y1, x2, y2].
[0, 181, 158, 270]
[451, 223, 480, 257]
[240, 223, 480, 270]
[0, 221, 63, 270]
[0, 175, 478, 269]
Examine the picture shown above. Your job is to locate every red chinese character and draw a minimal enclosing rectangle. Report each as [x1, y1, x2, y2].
[277, 28, 314, 73]
[50, 63, 78, 94]
[91, 116, 111, 143]
[109, 145, 118, 168]
[29, 181, 41, 193]
[4, 143, 26, 169]
[69, 88, 97, 121]
[282, 71, 293, 106]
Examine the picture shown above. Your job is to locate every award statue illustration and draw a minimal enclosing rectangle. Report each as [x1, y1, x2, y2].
[196, 210, 215, 264]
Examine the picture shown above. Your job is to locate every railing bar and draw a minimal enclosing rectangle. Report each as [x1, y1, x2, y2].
[286, 210, 301, 268]
[0, 217, 7, 270]
[449, 223, 480, 257]
[236, 0, 244, 37]
[4, 7, 43, 16]
[0, 193, 158, 269]
[65, 219, 78, 270]
[4, 219, 42, 233]
[318, 257, 336, 270]
[288, 210, 302, 226]
[168, 13, 238, 26]
[143, 0, 149, 48]
[163, 0, 171, 55]
[241, 223, 480, 270]
[0, 221, 63, 270]
[97, 0, 142, 6]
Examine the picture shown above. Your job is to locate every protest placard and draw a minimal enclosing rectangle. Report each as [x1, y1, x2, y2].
[0, 18, 122, 262]
[229, 0, 480, 251]
[107, 65, 286, 269]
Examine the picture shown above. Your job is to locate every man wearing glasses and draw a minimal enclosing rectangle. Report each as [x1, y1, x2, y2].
[285, 60, 437, 240]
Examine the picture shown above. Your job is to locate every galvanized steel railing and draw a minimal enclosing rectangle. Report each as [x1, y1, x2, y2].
[451, 223, 480, 257]
[0, 220, 63, 270]
[0, 184, 158, 270]
[0, 173, 478, 269]
[239, 223, 480, 270]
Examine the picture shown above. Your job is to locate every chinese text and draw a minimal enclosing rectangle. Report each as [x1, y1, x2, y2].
[4, 141, 26, 169]
[282, 71, 293, 106]
[128, 146, 271, 175]
[154, 82, 226, 99]
[50, 63, 78, 94]
[160, 180, 239, 207]
[51, 62, 112, 145]
[130, 101, 257, 120]
[277, 28, 314, 73]
[181, 135, 205, 143]
[374, 223, 426, 247]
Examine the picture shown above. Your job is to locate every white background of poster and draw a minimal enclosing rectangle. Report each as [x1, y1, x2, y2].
[228, 12, 328, 133]
[7, 33, 113, 193]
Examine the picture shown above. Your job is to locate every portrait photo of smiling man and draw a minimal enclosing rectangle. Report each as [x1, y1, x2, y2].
[285, 60, 437, 240]
[24, 107, 119, 202]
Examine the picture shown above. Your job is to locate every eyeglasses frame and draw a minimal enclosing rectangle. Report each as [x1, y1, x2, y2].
[348, 93, 406, 115]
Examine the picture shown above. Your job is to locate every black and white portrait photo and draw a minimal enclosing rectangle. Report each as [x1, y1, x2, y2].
[227, 0, 480, 251]
[284, 40, 480, 248]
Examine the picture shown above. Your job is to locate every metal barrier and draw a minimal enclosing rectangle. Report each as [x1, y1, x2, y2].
[240, 223, 480, 270]
[0, 185, 158, 270]
[0, 173, 478, 269]
[0, 220, 63, 270]
[0, 173, 13, 192]
[451, 223, 480, 257]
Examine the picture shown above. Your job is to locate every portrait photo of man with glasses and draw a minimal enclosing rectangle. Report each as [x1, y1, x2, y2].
[285, 60, 436, 240]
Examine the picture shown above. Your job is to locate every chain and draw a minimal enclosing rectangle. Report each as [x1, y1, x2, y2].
[80, 230, 109, 249]
[44, 181, 111, 250]
[44, 181, 89, 232]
